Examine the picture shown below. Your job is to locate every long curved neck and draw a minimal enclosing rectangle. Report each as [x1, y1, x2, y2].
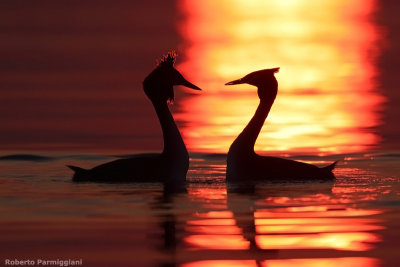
[152, 100, 188, 159]
[230, 89, 275, 154]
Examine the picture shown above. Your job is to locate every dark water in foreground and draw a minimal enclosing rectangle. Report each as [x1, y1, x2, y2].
[0, 152, 399, 267]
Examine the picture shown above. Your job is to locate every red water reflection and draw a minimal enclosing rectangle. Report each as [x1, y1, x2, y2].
[182, 258, 380, 267]
[185, 186, 383, 253]
[256, 232, 380, 251]
[177, 0, 384, 154]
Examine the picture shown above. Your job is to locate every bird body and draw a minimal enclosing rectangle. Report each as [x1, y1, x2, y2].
[226, 68, 336, 182]
[68, 52, 200, 184]
[68, 153, 163, 182]
[227, 152, 336, 182]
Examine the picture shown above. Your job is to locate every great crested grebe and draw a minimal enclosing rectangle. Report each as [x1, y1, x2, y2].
[226, 68, 336, 182]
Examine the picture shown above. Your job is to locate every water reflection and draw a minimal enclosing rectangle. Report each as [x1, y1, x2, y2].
[181, 182, 383, 266]
[176, 156, 386, 266]
[0, 155, 395, 266]
[187, 185, 382, 248]
[182, 258, 380, 267]
[177, 0, 384, 154]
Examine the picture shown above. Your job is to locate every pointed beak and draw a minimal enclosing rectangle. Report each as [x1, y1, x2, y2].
[225, 78, 245, 85]
[174, 69, 201, 90]
[179, 77, 202, 90]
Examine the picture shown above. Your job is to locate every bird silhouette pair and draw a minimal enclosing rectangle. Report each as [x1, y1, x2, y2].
[68, 52, 336, 184]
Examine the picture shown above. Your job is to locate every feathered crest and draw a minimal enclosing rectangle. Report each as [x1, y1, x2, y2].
[156, 51, 177, 68]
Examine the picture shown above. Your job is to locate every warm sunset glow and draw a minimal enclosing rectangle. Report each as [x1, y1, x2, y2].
[187, 218, 236, 226]
[182, 260, 255, 267]
[255, 208, 383, 218]
[185, 184, 383, 253]
[254, 205, 383, 251]
[256, 232, 380, 251]
[185, 235, 250, 250]
[182, 258, 380, 267]
[255, 217, 379, 226]
[185, 225, 242, 235]
[256, 224, 383, 234]
[177, 0, 384, 154]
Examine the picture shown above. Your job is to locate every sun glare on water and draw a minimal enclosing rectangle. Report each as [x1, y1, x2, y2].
[176, 0, 384, 154]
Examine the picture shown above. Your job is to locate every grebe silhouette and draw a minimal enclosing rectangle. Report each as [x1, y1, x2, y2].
[68, 52, 200, 186]
[226, 68, 336, 182]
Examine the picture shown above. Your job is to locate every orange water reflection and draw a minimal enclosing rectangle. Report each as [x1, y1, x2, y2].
[185, 186, 383, 253]
[182, 258, 380, 267]
[177, 0, 384, 154]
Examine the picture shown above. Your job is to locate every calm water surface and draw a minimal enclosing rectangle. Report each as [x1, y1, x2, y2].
[0, 1, 398, 266]
[0, 152, 399, 266]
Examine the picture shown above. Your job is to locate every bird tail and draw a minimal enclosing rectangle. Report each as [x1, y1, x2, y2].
[322, 161, 339, 172]
[66, 165, 90, 181]
[66, 165, 86, 173]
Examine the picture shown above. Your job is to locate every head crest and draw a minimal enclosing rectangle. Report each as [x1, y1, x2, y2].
[157, 51, 177, 68]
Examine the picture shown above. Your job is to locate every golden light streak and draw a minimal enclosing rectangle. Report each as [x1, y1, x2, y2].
[256, 232, 380, 251]
[184, 185, 383, 252]
[255, 208, 383, 218]
[182, 258, 380, 267]
[256, 224, 383, 234]
[184, 235, 250, 250]
[177, 0, 384, 154]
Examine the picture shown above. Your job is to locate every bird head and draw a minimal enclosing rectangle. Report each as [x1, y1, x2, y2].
[143, 51, 201, 103]
[225, 68, 279, 101]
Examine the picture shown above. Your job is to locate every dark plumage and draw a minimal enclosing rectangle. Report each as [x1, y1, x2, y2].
[226, 68, 337, 182]
[68, 52, 201, 184]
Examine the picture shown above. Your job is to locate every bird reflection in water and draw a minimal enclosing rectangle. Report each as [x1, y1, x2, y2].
[182, 176, 383, 267]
